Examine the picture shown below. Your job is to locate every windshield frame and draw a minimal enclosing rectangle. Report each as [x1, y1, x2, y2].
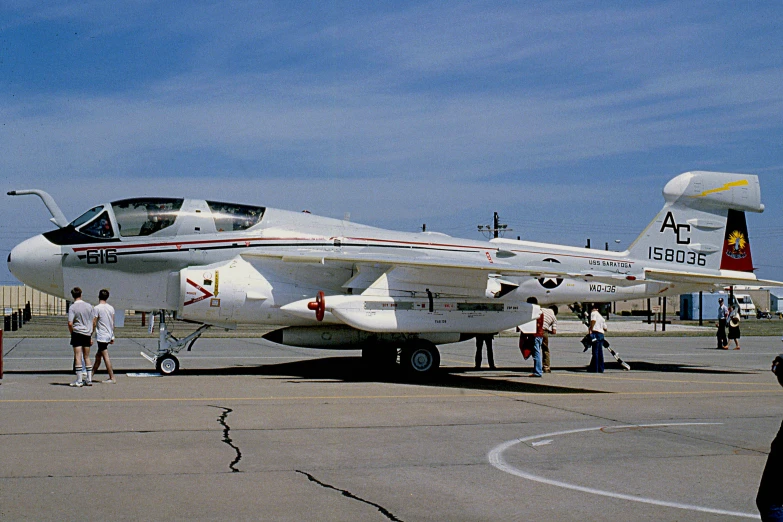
[77, 210, 116, 239]
[70, 205, 104, 228]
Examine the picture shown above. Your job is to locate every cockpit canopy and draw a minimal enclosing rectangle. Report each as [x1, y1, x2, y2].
[111, 198, 184, 237]
[66, 198, 266, 240]
[206, 201, 265, 232]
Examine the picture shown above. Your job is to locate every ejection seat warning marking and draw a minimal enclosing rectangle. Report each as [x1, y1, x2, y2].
[488, 422, 758, 519]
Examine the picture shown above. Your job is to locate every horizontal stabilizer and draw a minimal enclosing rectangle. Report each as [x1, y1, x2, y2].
[645, 268, 783, 287]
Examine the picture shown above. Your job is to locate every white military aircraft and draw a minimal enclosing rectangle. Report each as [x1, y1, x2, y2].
[7, 171, 780, 377]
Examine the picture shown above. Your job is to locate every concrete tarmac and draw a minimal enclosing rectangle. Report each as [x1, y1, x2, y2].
[1, 333, 782, 521]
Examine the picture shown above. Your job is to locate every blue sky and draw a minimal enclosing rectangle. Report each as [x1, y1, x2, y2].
[1, 1, 782, 285]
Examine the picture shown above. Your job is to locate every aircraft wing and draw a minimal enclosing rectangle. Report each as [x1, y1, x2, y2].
[241, 247, 642, 298]
[243, 246, 635, 278]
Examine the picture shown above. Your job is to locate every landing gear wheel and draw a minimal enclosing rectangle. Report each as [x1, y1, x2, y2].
[400, 341, 440, 380]
[156, 354, 180, 375]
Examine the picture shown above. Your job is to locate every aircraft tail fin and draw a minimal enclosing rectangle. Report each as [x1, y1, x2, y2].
[627, 172, 762, 274]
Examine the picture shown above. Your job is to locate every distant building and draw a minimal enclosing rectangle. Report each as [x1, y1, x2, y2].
[680, 292, 729, 321]
[1, 285, 67, 316]
[771, 290, 783, 313]
[680, 288, 778, 319]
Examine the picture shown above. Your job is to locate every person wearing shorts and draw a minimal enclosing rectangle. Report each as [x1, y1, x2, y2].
[68, 287, 94, 387]
[92, 289, 116, 383]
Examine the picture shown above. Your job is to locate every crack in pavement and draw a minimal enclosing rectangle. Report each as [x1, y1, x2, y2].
[296, 470, 403, 521]
[3, 338, 27, 356]
[209, 405, 242, 472]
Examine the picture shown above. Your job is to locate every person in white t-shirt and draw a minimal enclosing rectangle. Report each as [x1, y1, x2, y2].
[588, 303, 607, 373]
[92, 289, 117, 383]
[68, 287, 94, 387]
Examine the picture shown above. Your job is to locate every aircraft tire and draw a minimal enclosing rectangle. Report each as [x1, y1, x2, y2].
[156, 354, 180, 375]
[400, 341, 440, 380]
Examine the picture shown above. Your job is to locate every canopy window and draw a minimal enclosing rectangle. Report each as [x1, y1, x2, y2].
[112, 198, 184, 237]
[207, 201, 265, 232]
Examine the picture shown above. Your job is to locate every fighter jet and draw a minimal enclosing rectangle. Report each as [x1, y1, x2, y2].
[7, 171, 779, 378]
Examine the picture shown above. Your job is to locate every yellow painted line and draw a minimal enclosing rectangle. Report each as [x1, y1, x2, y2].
[555, 373, 779, 387]
[0, 393, 491, 404]
[689, 179, 748, 198]
[441, 357, 475, 367]
[1, 388, 779, 404]
[486, 389, 779, 398]
[610, 389, 778, 396]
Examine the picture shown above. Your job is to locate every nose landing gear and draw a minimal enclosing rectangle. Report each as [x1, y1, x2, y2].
[155, 354, 180, 375]
[140, 310, 211, 375]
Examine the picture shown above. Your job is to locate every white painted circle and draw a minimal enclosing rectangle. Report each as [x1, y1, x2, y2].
[488, 422, 759, 519]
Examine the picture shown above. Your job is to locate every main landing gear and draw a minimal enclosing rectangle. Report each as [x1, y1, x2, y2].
[140, 310, 211, 375]
[361, 340, 441, 380]
[400, 340, 440, 379]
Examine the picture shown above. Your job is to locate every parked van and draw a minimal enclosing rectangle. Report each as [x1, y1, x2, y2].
[733, 294, 756, 319]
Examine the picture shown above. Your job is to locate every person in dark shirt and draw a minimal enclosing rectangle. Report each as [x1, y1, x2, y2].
[757, 342, 783, 521]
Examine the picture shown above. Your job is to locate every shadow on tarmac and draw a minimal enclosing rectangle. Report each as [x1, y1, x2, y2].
[11, 356, 755, 392]
[11, 356, 600, 394]
[589, 361, 755, 374]
[237, 357, 606, 394]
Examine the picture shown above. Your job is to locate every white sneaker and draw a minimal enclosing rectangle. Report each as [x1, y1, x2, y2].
[69, 380, 83, 387]
[103, 378, 116, 384]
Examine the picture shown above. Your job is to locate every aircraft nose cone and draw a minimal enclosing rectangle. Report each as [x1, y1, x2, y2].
[8, 234, 64, 296]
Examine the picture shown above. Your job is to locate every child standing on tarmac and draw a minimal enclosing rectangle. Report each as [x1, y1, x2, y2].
[92, 289, 117, 383]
